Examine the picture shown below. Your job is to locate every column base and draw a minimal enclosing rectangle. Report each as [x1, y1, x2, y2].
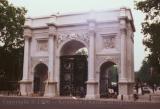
[19, 80, 32, 96]
[118, 82, 134, 100]
[85, 80, 99, 99]
[44, 81, 57, 97]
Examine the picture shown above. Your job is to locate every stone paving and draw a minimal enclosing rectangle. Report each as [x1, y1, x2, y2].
[137, 94, 160, 102]
[0, 93, 160, 105]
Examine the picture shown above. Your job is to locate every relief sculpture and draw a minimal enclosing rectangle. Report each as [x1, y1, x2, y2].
[57, 32, 89, 48]
[103, 36, 115, 49]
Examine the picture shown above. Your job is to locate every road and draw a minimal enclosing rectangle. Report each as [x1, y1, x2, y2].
[0, 96, 160, 109]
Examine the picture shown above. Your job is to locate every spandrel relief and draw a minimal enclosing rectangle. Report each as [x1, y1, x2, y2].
[57, 32, 89, 48]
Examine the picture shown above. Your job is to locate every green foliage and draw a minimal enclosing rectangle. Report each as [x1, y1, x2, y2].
[136, 59, 151, 83]
[0, 0, 26, 50]
[135, 0, 160, 73]
[0, 0, 26, 87]
[136, 59, 160, 85]
[108, 66, 118, 83]
[75, 47, 88, 55]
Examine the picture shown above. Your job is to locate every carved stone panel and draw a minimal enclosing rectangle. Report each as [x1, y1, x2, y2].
[37, 39, 48, 52]
[101, 34, 116, 49]
[56, 32, 89, 48]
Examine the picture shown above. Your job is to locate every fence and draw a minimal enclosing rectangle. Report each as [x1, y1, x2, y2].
[0, 81, 20, 96]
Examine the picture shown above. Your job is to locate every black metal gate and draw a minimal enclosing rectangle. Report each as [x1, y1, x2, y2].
[60, 55, 88, 97]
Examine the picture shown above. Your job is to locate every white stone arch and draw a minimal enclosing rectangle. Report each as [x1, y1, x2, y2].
[30, 57, 48, 92]
[33, 62, 48, 95]
[98, 59, 120, 98]
[96, 56, 120, 73]
[55, 37, 89, 95]
[57, 38, 89, 56]
[56, 32, 89, 56]
[31, 57, 49, 76]
[95, 56, 120, 92]
[33, 62, 48, 74]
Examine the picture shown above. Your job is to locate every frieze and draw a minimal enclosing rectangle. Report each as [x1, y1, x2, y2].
[56, 32, 89, 48]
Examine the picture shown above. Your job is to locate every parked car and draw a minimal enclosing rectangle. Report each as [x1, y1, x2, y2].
[157, 87, 160, 91]
[156, 87, 160, 94]
[142, 87, 151, 94]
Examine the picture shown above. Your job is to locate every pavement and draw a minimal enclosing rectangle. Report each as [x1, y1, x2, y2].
[0, 95, 160, 109]
[137, 93, 160, 102]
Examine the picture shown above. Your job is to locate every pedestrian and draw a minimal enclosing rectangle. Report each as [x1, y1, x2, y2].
[80, 87, 85, 98]
[135, 83, 139, 94]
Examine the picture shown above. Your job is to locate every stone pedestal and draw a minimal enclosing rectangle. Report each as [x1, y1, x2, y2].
[19, 80, 32, 96]
[86, 81, 98, 99]
[44, 81, 57, 97]
[118, 82, 134, 100]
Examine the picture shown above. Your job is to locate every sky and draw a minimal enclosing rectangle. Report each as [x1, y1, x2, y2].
[9, 0, 145, 71]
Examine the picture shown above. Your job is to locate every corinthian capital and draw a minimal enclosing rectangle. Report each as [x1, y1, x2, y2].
[23, 25, 32, 38]
[47, 23, 57, 37]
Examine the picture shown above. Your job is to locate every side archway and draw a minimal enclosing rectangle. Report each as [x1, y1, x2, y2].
[33, 62, 48, 96]
[99, 61, 118, 98]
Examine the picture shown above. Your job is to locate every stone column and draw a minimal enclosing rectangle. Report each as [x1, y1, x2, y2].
[131, 35, 135, 82]
[48, 34, 54, 82]
[86, 18, 98, 99]
[44, 23, 57, 97]
[22, 37, 29, 80]
[20, 26, 32, 96]
[120, 19, 127, 82]
[118, 7, 134, 100]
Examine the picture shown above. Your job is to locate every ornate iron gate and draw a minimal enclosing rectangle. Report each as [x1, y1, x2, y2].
[60, 55, 88, 97]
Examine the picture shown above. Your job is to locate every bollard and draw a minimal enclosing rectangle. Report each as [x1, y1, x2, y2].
[121, 95, 123, 101]
[134, 94, 136, 101]
[133, 94, 138, 101]
[149, 94, 151, 101]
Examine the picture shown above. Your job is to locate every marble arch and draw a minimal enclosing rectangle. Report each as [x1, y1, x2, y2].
[20, 7, 135, 100]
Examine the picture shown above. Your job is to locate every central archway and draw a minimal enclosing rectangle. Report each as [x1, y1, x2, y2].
[60, 40, 88, 97]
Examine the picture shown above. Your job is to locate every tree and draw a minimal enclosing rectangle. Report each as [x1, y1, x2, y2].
[0, 0, 26, 90]
[136, 59, 151, 83]
[135, 0, 160, 73]
[136, 59, 160, 86]
[0, 0, 26, 50]
[75, 47, 88, 55]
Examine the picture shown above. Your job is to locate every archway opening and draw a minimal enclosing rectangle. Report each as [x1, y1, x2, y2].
[33, 63, 48, 96]
[60, 40, 88, 97]
[100, 61, 118, 98]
